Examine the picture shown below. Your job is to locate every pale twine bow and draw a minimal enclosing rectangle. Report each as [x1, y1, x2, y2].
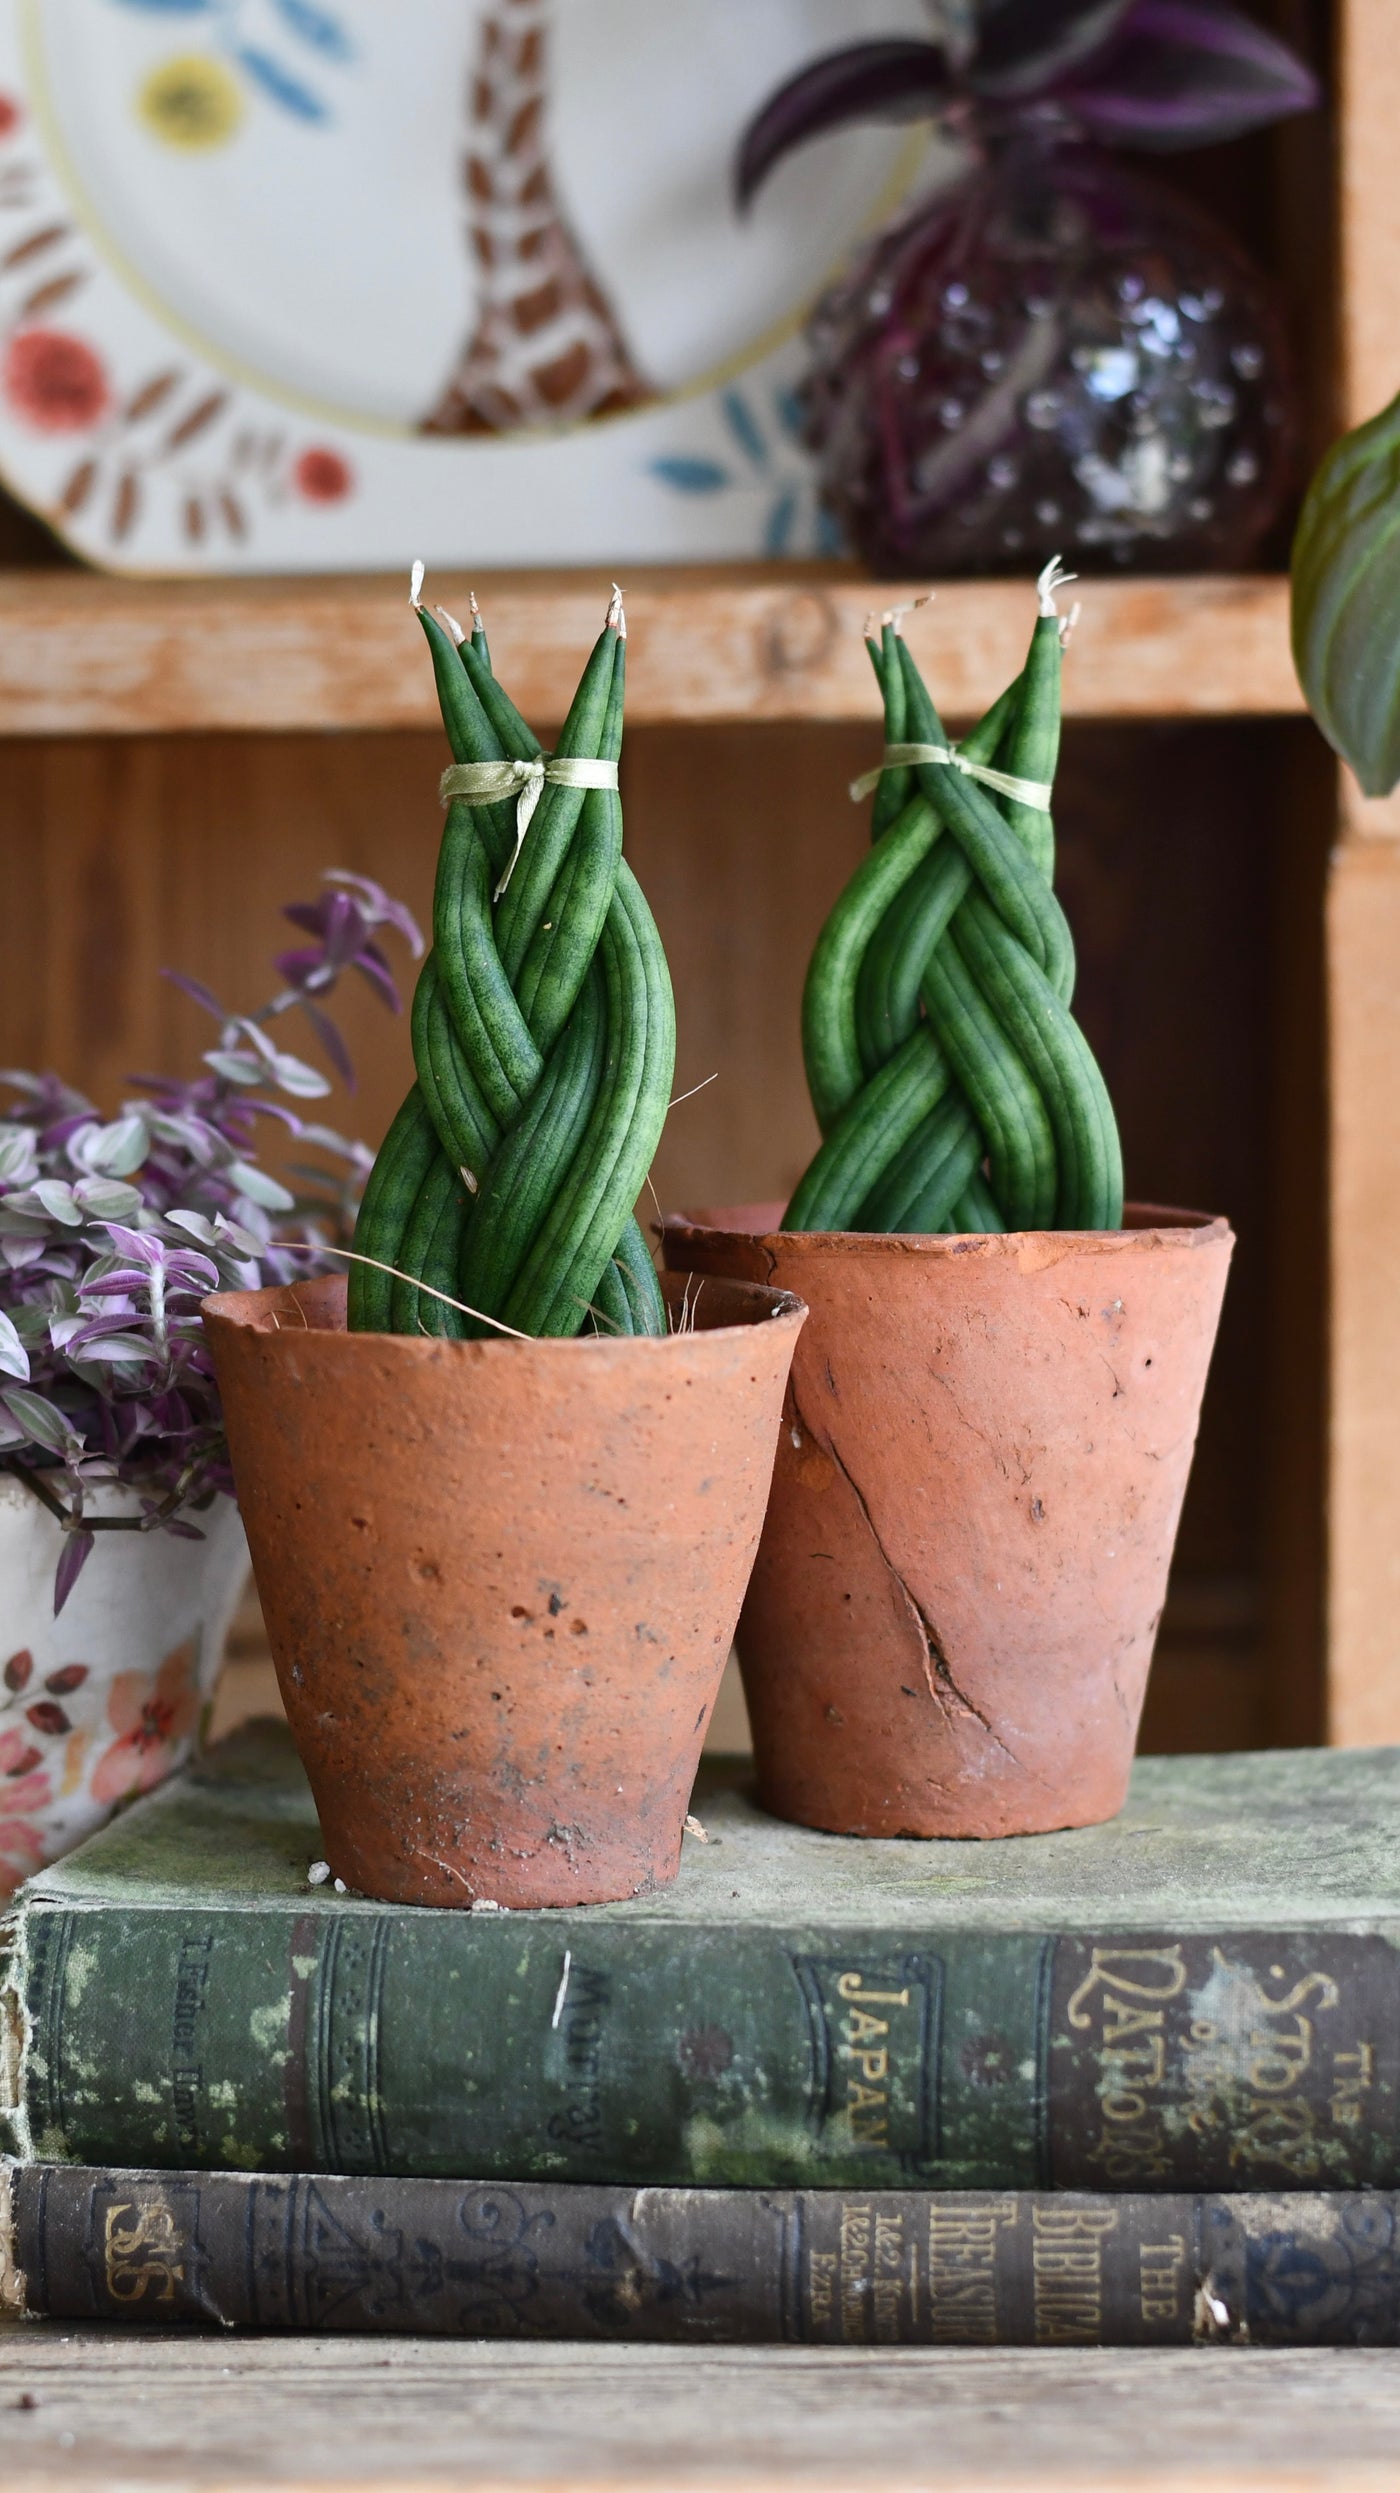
[849, 742, 1052, 812]
[439, 756, 620, 899]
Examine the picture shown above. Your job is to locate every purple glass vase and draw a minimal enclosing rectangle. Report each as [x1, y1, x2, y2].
[802, 139, 1295, 574]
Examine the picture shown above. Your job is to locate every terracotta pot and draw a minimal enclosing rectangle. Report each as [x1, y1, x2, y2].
[202, 1271, 805, 1908]
[0, 1480, 248, 1897]
[662, 1203, 1233, 1840]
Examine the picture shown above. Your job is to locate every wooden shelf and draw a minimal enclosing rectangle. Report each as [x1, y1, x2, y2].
[0, 565, 1297, 736]
[1, 2326, 1392, 2492]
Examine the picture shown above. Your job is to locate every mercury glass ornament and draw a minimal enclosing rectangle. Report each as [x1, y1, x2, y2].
[802, 139, 1293, 573]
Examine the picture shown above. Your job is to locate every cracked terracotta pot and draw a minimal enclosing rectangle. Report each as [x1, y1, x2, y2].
[662, 1204, 1232, 1840]
[202, 1269, 805, 1908]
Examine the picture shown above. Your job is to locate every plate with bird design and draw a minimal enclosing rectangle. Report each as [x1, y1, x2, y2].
[0, 0, 932, 571]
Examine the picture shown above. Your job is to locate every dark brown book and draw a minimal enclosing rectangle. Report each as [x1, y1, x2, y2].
[6, 2164, 1400, 2345]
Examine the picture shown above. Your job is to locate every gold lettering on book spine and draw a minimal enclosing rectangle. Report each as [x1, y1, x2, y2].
[838, 2201, 872, 2341]
[1032, 2204, 1117, 2343]
[1139, 2233, 1187, 2325]
[1332, 2042, 1376, 2129]
[807, 2246, 838, 2330]
[834, 1975, 912, 2148]
[1064, 1946, 1187, 2184]
[1184, 1956, 1344, 2178]
[103, 2200, 185, 2304]
[928, 2199, 1017, 2342]
[872, 2208, 906, 2342]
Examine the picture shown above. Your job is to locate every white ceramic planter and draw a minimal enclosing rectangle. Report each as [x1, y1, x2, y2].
[0, 1478, 249, 1895]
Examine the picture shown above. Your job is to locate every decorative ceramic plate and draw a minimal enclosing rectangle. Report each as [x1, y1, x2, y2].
[0, 0, 931, 572]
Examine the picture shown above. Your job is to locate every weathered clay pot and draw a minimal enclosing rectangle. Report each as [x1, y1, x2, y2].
[662, 1203, 1232, 1840]
[202, 1270, 805, 1908]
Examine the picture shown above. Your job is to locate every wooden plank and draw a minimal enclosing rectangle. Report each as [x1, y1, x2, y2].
[1326, 793, 1400, 1742]
[1338, 0, 1400, 427]
[0, 569, 1297, 737]
[1321, 1, 1400, 1740]
[3, 2328, 1400, 2492]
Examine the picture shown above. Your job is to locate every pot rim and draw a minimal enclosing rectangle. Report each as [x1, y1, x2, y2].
[661, 1200, 1232, 1260]
[201, 1267, 807, 1357]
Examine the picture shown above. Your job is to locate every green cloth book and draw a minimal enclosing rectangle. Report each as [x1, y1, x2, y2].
[4, 1722, 1400, 2192]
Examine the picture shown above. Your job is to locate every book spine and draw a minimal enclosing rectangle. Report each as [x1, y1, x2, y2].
[8, 2166, 1400, 2345]
[5, 1901, 1398, 2192]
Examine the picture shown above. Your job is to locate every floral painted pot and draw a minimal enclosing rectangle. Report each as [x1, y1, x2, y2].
[0, 1478, 249, 1895]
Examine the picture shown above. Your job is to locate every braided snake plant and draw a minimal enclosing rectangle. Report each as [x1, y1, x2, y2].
[349, 578, 675, 1340]
[786, 562, 1123, 1236]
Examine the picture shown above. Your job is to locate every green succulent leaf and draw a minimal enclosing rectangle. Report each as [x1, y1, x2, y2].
[1292, 388, 1400, 797]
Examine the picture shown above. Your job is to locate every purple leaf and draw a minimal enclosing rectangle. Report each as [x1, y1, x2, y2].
[100, 1223, 164, 1268]
[323, 871, 423, 956]
[972, 0, 1134, 98]
[53, 1527, 94, 1616]
[349, 942, 401, 1015]
[1055, 0, 1320, 146]
[71, 1336, 159, 1365]
[281, 899, 336, 938]
[79, 1264, 154, 1294]
[161, 967, 227, 1020]
[736, 42, 952, 209]
[297, 998, 355, 1088]
[163, 1251, 221, 1290]
[275, 944, 334, 994]
[237, 1097, 302, 1131]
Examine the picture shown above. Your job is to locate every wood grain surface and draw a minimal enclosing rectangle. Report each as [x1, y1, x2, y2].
[1, 2328, 1399, 2492]
[0, 569, 1297, 737]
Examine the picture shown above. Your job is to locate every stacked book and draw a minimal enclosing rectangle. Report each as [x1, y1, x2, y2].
[4, 1721, 1400, 2345]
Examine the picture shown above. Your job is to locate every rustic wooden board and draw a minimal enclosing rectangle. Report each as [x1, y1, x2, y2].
[1, 2326, 1399, 2491]
[0, 570, 1297, 737]
[1321, 0, 1400, 1741]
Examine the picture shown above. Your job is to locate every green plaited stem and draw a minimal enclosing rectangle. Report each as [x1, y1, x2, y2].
[785, 568, 1123, 1238]
[348, 595, 675, 1339]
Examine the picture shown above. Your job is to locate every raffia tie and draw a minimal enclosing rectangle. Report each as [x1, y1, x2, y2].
[439, 756, 621, 898]
[850, 741, 1052, 812]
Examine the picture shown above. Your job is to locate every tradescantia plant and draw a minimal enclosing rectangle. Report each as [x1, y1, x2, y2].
[0, 873, 419, 1608]
[738, 1, 1318, 203]
[349, 575, 674, 1340]
[1291, 390, 1400, 798]
[786, 560, 1122, 1235]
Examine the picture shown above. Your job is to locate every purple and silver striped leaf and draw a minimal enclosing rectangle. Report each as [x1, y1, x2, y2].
[1053, 0, 1320, 148]
[735, 42, 952, 209]
[971, 0, 1134, 99]
[53, 1526, 95, 1616]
